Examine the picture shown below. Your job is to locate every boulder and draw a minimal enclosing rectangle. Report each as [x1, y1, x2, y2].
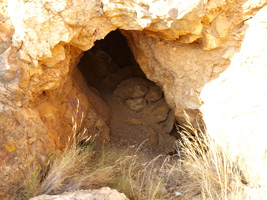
[113, 78, 150, 100]
[125, 98, 147, 112]
[30, 187, 129, 200]
[0, 0, 266, 198]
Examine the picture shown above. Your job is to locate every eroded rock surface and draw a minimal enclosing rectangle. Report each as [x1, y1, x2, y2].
[122, 28, 246, 124]
[30, 187, 129, 200]
[0, 0, 266, 198]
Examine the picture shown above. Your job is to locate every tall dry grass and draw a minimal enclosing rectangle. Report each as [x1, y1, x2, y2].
[19, 100, 178, 200]
[19, 100, 267, 200]
[176, 113, 267, 200]
[19, 108, 131, 198]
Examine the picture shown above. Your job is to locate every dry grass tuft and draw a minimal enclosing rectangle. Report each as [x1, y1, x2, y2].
[176, 113, 267, 200]
[36, 111, 127, 195]
[19, 104, 179, 200]
[20, 109, 131, 197]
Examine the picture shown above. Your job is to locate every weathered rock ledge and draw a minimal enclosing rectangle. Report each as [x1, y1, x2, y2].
[0, 0, 267, 198]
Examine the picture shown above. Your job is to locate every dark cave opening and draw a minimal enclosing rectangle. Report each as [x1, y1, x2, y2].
[78, 29, 146, 92]
[77, 29, 179, 154]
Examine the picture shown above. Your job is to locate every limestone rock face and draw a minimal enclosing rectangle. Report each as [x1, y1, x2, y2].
[123, 29, 243, 124]
[200, 6, 267, 186]
[30, 187, 129, 200]
[0, 0, 266, 198]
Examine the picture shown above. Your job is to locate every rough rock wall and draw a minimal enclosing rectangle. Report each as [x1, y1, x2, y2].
[0, 0, 266, 198]
[122, 29, 243, 124]
[201, 5, 267, 186]
[121, 0, 266, 124]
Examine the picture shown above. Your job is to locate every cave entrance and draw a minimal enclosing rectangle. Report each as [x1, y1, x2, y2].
[78, 30, 178, 155]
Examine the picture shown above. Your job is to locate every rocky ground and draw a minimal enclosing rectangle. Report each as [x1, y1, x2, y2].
[30, 187, 129, 200]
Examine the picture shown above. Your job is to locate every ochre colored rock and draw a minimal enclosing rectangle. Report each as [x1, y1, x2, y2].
[0, 109, 52, 199]
[0, 0, 266, 198]
[122, 29, 246, 125]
